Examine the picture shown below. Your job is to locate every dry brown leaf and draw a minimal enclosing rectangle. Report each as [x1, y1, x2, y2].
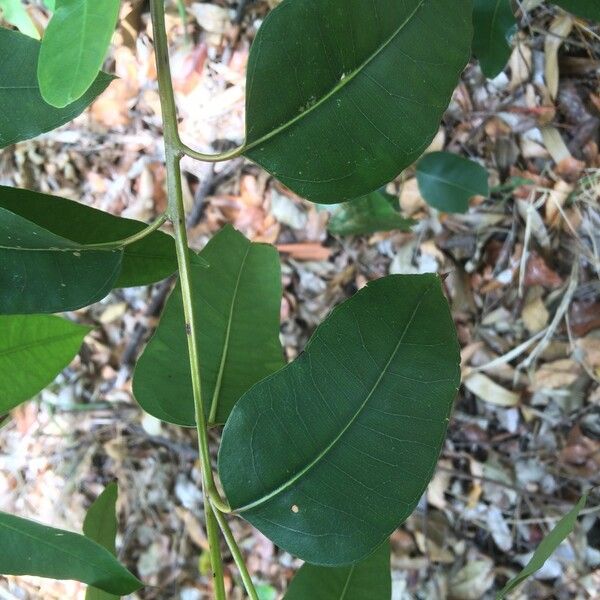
[522, 296, 549, 333]
[545, 180, 574, 227]
[524, 252, 562, 288]
[532, 358, 581, 390]
[544, 13, 574, 99]
[449, 560, 495, 600]
[277, 243, 332, 261]
[508, 36, 532, 90]
[399, 178, 426, 216]
[463, 373, 520, 407]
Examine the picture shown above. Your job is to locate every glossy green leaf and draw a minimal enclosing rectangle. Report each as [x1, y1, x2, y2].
[554, 0, 600, 21]
[219, 274, 460, 565]
[284, 541, 391, 599]
[134, 225, 283, 426]
[242, 0, 472, 204]
[472, 0, 516, 78]
[0, 206, 122, 314]
[0, 314, 90, 412]
[328, 190, 415, 236]
[38, 0, 121, 108]
[416, 152, 489, 214]
[0, 0, 40, 39]
[44, 0, 56, 10]
[84, 483, 120, 600]
[0, 511, 142, 594]
[0, 186, 176, 288]
[496, 495, 587, 599]
[0, 27, 112, 148]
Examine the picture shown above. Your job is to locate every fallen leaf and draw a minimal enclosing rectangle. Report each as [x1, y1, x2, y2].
[532, 359, 581, 390]
[464, 373, 520, 407]
[449, 560, 495, 600]
[276, 243, 332, 261]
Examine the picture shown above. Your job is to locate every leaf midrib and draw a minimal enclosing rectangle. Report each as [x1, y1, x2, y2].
[208, 244, 251, 423]
[419, 171, 483, 196]
[235, 281, 434, 513]
[0, 517, 131, 587]
[244, 0, 426, 153]
[0, 329, 86, 359]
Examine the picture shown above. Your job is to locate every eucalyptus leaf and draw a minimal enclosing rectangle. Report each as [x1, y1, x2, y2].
[0, 511, 142, 594]
[0, 314, 90, 413]
[416, 152, 489, 214]
[0, 206, 123, 314]
[84, 483, 120, 600]
[134, 225, 283, 426]
[0, 0, 40, 39]
[0, 27, 112, 148]
[328, 190, 415, 236]
[38, 0, 121, 107]
[242, 0, 472, 204]
[497, 495, 587, 599]
[284, 541, 391, 599]
[219, 274, 460, 565]
[0, 186, 177, 288]
[472, 0, 516, 78]
[554, 0, 600, 21]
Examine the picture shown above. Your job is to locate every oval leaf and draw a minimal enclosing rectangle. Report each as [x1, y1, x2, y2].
[0, 206, 123, 314]
[284, 541, 391, 599]
[0, 511, 142, 595]
[218, 274, 460, 565]
[0, 186, 176, 288]
[0, 314, 90, 412]
[554, 0, 600, 21]
[0, 27, 112, 148]
[84, 483, 120, 600]
[134, 225, 283, 426]
[38, 0, 121, 107]
[472, 0, 516, 78]
[242, 0, 472, 204]
[328, 190, 415, 236]
[416, 152, 489, 214]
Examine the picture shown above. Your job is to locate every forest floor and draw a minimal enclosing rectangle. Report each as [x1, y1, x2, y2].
[1, 1, 600, 599]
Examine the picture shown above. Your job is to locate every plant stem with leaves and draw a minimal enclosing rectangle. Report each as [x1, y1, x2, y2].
[149, 1, 256, 597]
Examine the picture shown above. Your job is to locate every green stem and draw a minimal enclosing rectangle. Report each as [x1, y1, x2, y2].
[213, 505, 259, 600]
[203, 478, 227, 599]
[149, 1, 229, 597]
[83, 213, 168, 249]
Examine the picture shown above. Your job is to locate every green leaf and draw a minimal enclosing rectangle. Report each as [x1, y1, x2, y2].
[37, 0, 121, 108]
[416, 151, 489, 214]
[134, 225, 283, 426]
[472, 0, 516, 78]
[44, 0, 56, 9]
[0, 206, 123, 314]
[554, 0, 600, 21]
[328, 190, 415, 236]
[497, 495, 587, 599]
[0, 186, 177, 288]
[0, 0, 40, 39]
[0, 27, 112, 148]
[284, 541, 391, 599]
[83, 483, 120, 600]
[218, 274, 460, 565]
[0, 511, 142, 595]
[0, 314, 90, 413]
[242, 0, 472, 204]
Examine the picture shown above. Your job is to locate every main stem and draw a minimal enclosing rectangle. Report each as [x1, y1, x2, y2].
[149, 2, 226, 598]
